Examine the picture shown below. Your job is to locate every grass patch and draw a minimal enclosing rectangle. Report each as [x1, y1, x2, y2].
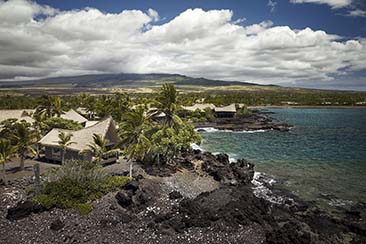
[33, 160, 130, 215]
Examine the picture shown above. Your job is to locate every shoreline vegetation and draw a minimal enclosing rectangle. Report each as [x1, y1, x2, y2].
[0, 83, 365, 243]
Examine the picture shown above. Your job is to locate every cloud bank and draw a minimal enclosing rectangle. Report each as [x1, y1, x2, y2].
[0, 0, 365, 85]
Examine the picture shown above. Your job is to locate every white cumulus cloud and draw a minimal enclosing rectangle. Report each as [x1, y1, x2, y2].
[290, 0, 352, 8]
[346, 9, 366, 17]
[0, 0, 365, 86]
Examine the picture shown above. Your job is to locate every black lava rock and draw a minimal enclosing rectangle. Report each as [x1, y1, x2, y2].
[124, 180, 139, 192]
[115, 191, 133, 208]
[169, 191, 183, 200]
[6, 201, 35, 221]
[50, 219, 65, 231]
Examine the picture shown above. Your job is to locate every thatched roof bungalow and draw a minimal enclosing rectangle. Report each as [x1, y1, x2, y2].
[39, 117, 119, 164]
[214, 104, 237, 118]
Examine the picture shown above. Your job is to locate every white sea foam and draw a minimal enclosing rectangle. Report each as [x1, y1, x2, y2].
[191, 143, 204, 151]
[328, 199, 353, 207]
[195, 127, 268, 133]
[251, 172, 289, 205]
[195, 127, 219, 133]
[192, 142, 289, 205]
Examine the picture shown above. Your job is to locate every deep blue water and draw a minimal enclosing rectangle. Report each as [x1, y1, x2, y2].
[200, 108, 366, 208]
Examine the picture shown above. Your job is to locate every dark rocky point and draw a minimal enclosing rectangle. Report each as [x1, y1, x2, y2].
[195, 111, 293, 132]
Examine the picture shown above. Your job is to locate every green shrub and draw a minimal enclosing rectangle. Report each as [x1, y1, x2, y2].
[236, 106, 252, 117]
[76, 203, 93, 216]
[33, 160, 130, 215]
[103, 176, 131, 191]
[35, 194, 57, 209]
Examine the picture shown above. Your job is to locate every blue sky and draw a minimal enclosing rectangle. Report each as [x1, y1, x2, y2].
[35, 0, 365, 38]
[0, 0, 365, 90]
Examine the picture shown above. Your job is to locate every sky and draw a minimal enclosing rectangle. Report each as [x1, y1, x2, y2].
[0, 0, 365, 90]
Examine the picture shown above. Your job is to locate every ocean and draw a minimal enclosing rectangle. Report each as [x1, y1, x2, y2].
[199, 108, 366, 210]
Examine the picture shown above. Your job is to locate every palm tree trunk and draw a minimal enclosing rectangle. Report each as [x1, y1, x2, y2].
[129, 159, 133, 178]
[20, 155, 25, 171]
[36, 144, 41, 160]
[2, 162, 6, 184]
[61, 150, 65, 165]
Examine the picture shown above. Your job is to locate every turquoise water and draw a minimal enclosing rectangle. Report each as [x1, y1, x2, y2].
[200, 108, 366, 208]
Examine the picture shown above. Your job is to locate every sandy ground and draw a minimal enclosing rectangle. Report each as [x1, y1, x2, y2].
[2, 158, 60, 182]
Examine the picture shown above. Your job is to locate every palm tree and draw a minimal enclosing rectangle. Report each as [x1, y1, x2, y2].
[0, 139, 16, 183]
[57, 132, 75, 165]
[79, 94, 95, 119]
[10, 122, 36, 171]
[32, 112, 47, 159]
[119, 107, 152, 177]
[151, 83, 182, 127]
[36, 95, 64, 119]
[82, 134, 119, 164]
[36, 95, 54, 119]
[53, 97, 64, 117]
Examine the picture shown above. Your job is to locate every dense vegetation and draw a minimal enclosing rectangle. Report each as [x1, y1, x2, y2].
[34, 160, 130, 215]
[0, 84, 203, 214]
[179, 89, 366, 106]
[1, 87, 366, 110]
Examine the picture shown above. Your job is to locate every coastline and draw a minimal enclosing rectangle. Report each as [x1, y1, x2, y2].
[249, 105, 366, 109]
[197, 107, 366, 213]
[2, 150, 366, 244]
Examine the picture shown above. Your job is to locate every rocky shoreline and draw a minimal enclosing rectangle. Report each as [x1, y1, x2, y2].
[195, 111, 292, 132]
[1, 150, 366, 244]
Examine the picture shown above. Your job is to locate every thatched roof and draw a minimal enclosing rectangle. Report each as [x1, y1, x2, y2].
[76, 107, 88, 114]
[39, 117, 117, 152]
[214, 104, 237, 113]
[85, 121, 99, 128]
[61, 109, 88, 124]
[0, 109, 35, 123]
[181, 104, 216, 112]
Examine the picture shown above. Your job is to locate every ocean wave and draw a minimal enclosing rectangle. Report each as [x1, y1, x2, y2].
[328, 199, 353, 207]
[251, 172, 290, 205]
[195, 127, 268, 133]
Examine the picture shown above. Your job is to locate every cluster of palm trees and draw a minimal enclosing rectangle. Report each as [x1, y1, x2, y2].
[0, 84, 201, 181]
[119, 84, 201, 176]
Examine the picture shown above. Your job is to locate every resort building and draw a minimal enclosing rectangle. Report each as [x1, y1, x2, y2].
[0, 108, 89, 128]
[0, 109, 35, 124]
[214, 104, 237, 118]
[181, 104, 216, 112]
[39, 117, 119, 164]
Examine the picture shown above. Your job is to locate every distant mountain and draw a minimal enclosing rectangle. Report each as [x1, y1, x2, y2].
[0, 73, 266, 88]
